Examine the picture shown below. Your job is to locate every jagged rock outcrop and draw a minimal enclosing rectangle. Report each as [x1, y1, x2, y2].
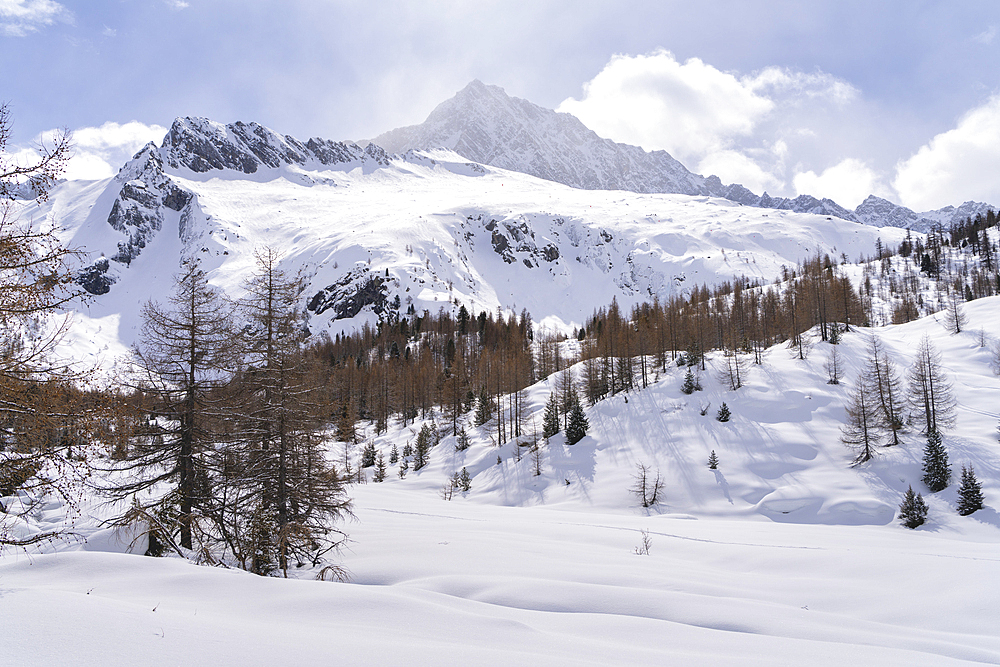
[107, 143, 194, 265]
[163, 117, 388, 174]
[307, 268, 390, 320]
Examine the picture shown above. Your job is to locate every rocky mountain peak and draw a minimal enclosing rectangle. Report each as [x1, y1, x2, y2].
[374, 81, 717, 196]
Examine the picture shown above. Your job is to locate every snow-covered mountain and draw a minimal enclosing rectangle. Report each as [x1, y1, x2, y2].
[374, 80, 720, 197]
[854, 195, 995, 233]
[374, 80, 994, 229]
[31, 114, 907, 356]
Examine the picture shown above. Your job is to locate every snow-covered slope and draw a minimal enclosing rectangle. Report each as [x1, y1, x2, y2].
[31, 117, 906, 352]
[4, 297, 999, 666]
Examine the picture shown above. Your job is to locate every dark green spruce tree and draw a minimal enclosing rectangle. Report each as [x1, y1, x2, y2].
[957, 465, 984, 515]
[565, 391, 589, 445]
[542, 392, 560, 439]
[681, 368, 696, 395]
[898, 485, 928, 528]
[921, 429, 951, 492]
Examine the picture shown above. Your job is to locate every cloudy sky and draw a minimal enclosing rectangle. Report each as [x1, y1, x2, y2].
[2, 0, 1000, 211]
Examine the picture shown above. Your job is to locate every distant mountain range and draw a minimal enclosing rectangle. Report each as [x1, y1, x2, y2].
[375, 80, 994, 232]
[19, 79, 993, 353]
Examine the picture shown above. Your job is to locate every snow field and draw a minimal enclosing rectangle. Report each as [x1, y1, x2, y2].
[6, 296, 998, 665]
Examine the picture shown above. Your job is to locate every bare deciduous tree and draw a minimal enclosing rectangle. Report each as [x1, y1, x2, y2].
[630, 463, 663, 508]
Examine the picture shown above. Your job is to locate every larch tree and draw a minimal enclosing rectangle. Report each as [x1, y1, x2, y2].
[865, 335, 903, 446]
[0, 105, 96, 549]
[233, 249, 351, 577]
[115, 260, 238, 553]
[906, 335, 956, 434]
[942, 285, 968, 334]
[841, 372, 880, 465]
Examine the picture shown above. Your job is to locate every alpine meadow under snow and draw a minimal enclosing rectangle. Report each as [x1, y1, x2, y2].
[2, 82, 1000, 666]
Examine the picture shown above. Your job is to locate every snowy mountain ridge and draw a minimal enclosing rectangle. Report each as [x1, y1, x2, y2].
[37, 119, 907, 358]
[373, 80, 993, 231]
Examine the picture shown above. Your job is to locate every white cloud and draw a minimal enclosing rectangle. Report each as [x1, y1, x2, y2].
[164, 0, 190, 10]
[793, 158, 888, 209]
[556, 50, 866, 200]
[557, 50, 773, 162]
[0, 0, 70, 36]
[9, 121, 168, 181]
[893, 96, 1000, 211]
[973, 26, 996, 45]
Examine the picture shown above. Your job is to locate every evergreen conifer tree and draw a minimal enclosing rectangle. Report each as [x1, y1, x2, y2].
[455, 427, 471, 451]
[413, 423, 434, 471]
[921, 429, 951, 492]
[373, 454, 387, 482]
[398, 458, 408, 478]
[542, 392, 560, 438]
[565, 393, 589, 445]
[716, 402, 731, 422]
[459, 467, 472, 492]
[360, 442, 377, 468]
[474, 387, 494, 426]
[681, 368, 696, 394]
[389, 444, 399, 464]
[898, 485, 928, 528]
[707, 450, 719, 469]
[402, 442, 413, 458]
[957, 465, 984, 515]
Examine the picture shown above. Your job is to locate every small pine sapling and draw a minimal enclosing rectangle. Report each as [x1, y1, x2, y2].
[921, 429, 951, 492]
[707, 450, 719, 470]
[389, 444, 399, 464]
[459, 467, 472, 492]
[373, 453, 387, 482]
[957, 465, 984, 515]
[398, 458, 408, 479]
[402, 442, 413, 458]
[716, 402, 731, 422]
[681, 368, 696, 395]
[898, 485, 928, 528]
[455, 428, 471, 451]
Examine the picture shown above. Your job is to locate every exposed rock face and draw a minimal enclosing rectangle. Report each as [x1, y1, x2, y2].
[76, 143, 201, 294]
[479, 216, 562, 267]
[74, 257, 115, 295]
[162, 117, 388, 174]
[104, 144, 195, 266]
[307, 268, 389, 321]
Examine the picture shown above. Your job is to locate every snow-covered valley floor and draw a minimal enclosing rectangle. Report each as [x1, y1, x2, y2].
[3, 300, 1000, 666]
